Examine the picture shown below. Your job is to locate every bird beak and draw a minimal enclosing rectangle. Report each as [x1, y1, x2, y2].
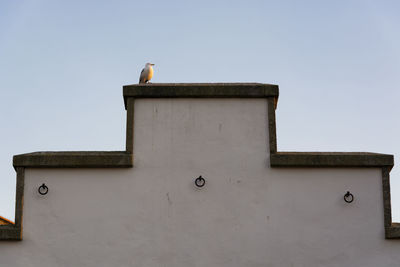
[151, 64, 155, 66]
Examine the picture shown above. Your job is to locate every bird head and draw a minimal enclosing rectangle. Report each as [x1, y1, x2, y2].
[145, 63, 155, 67]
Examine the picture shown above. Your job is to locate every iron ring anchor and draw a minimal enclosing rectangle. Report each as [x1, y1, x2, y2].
[38, 183, 49, 195]
[195, 176, 206, 188]
[344, 191, 354, 203]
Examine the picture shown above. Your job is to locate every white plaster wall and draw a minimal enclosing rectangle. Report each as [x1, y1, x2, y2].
[1, 99, 400, 266]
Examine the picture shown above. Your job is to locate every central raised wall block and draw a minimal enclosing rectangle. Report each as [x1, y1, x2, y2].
[1, 83, 398, 267]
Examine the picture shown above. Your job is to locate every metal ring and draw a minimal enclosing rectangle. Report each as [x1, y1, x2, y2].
[344, 191, 353, 203]
[195, 176, 206, 188]
[38, 183, 48, 195]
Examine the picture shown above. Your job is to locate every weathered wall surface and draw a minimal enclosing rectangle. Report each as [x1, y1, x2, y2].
[1, 99, 400, 266]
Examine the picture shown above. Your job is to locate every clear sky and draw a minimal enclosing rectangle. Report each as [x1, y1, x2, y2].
[1, 0, 400, 221]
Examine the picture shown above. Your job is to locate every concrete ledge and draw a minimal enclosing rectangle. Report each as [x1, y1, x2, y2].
[270, 152, 394, 168]
[0, 226, 21, 241]
[385, 224, 400, 239]
[13, 151, 133, 168]
[123, 83, 279, 109]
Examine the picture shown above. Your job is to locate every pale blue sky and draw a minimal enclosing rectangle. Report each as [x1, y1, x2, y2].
[1, 0, 400, 221]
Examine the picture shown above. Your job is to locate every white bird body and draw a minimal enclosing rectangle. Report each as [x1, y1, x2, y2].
[139, 63, 155, 84]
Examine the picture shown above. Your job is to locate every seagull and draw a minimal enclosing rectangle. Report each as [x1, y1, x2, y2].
[139, 63, 155, 84]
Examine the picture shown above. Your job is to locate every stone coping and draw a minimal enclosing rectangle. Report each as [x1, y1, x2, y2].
[386, 223, 400, 239]
[123, 83, 279, 109]
[0, 226, 21, 240]
[13, 151, 133, 168]
[270, 152, 394, 168]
